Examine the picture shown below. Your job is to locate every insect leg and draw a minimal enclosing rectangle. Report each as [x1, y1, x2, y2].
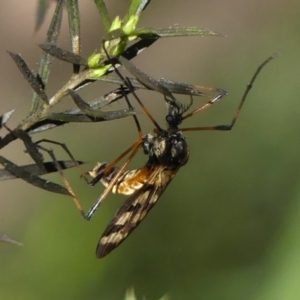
[35, 139, 89, 218]
[37, 137, 143, 220]
[120, 84, 143, 139]
[85, 139, 143, 220]
[35, 138, 88, 182]
[181, 54, 278, 132]
[102, 40, 162, 132]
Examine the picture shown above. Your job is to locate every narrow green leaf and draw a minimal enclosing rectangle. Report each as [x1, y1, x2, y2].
[157, 79, 206, 97]
[44, 0, 64, 43]
[35, 0, 50, 32]
[66, 0, 81, 55]
[27, 87, 131, 134]
[94, 0, 111, 32]
[128, 0, 151, 17]
[32, 0, 64, 113]
[39, 44, 87, 65]
[118, 55, 175, 100]
[133, 26, 222, 38]
[98, 75, 206, 97]
[27, 121, 64, 134]
[8, 52, 48, 104]
[0, 160, 84, 180]
[13, 129, 45, 172]
[0, 155, 71, 196]
[27, 109, 134, 134]
[69, 89, 135, 119]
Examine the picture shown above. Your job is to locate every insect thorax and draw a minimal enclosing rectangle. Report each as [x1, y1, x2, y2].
[144, 130, 189, 170]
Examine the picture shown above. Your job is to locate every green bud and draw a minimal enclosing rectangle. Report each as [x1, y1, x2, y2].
[87, 52, 104, 68]
[88, 64, 111, 79]
[109, 16, 122, 31]
[123, 15, 139, 35]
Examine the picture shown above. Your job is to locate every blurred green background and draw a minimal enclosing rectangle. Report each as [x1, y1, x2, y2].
[1, 0, 300, 299]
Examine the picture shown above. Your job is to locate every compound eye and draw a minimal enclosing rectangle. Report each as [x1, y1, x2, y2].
[165, 114, 173, 124]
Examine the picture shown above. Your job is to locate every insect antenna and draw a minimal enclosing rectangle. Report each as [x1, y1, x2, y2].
[178, 95, 194, 115]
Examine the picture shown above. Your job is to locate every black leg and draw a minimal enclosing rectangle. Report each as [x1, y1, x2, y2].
[102, 40, 162, 131]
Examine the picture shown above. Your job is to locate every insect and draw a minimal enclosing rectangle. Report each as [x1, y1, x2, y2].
[89, 97, 192, 258]
[65, 53, 277, 258]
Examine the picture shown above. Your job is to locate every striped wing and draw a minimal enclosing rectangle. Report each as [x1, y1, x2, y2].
[96, 165, 178, 258]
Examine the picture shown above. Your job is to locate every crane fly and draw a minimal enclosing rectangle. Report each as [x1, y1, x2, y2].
[89, 99, 190, 258]
[64, 53, 277, 258]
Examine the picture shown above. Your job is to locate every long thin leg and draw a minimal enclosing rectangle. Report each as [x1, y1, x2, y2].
[86, 139, 143, 220]
[90, 138, 142, 185]
[182, 89, 227, 121]
[81, 138, 142, 218]
[35, 142, 80, 198]
[181, 54, 277, 132]
[121, 84, 143, 139]
[36, 137, 143, 220]
[35, 138, 89, 183]
[102, 41, 162, 131]
[34, 139, 89, 217]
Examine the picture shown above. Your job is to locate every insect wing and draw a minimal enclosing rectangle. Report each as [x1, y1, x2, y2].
[96, 165, 178, 258]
